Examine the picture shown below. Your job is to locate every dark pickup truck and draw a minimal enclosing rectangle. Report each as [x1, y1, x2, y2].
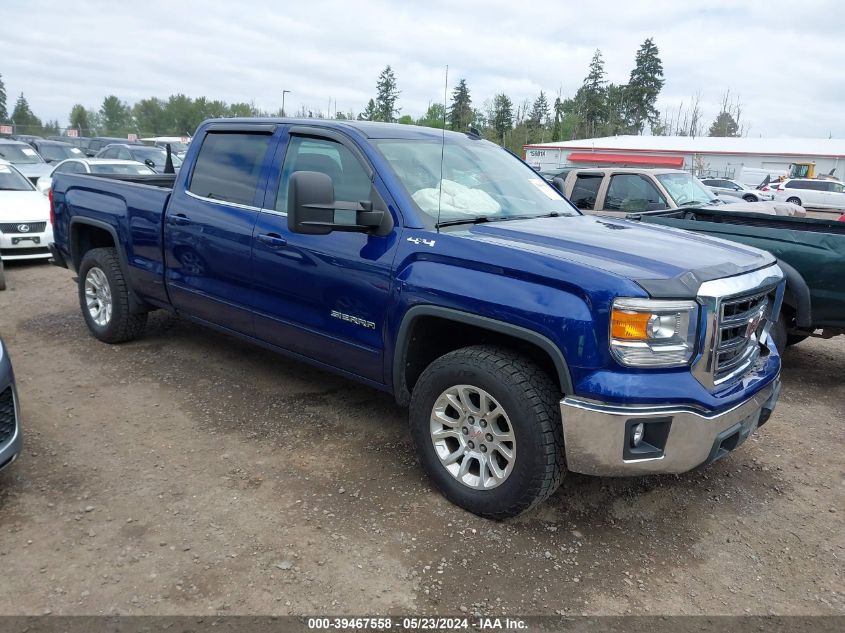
[49, 118, 784, 519]
[627, 208, 845, 348]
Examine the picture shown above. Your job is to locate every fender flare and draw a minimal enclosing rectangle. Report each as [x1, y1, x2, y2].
[392, 305, 574, 404]
[69, 217, 148, 314]
[776, 259, 812, 329]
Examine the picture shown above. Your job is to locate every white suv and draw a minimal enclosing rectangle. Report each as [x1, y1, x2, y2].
[774, 178, 845, 211]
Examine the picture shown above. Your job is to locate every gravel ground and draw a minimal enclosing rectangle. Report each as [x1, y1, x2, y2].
[0, 260, 842, 616]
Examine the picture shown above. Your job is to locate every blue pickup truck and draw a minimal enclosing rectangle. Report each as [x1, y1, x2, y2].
[49, 119, 785, 518]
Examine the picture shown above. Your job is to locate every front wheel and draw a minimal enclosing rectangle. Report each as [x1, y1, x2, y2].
[409, 345, 565, 519]
[743, 194, 757, 202]
[77, 247, 147, 343]
[786, 196, 802, 207]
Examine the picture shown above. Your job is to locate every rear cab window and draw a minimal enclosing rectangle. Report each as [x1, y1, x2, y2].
[188, 132, 273, 206]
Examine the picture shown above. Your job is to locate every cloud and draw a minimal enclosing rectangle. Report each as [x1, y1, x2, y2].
[1, 0, 842, 137]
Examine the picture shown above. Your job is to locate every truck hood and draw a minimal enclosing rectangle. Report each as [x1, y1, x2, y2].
[0, 190, 51, 222]
[466, 214, 775, 298]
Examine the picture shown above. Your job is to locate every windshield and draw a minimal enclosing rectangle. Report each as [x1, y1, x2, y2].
[0, 144, 45, 165]
[373, 138, 578, 223]
[656, 172, 717, 206]
[39, 144, 84, 161]
[132, 147, 183, 166]
[0, 163, 35, 190]
[90, 163, 156, 175]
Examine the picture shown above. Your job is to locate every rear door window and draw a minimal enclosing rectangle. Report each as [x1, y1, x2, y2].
[569, 174, 603, 210]
[604, 174, 668, 212]
[188, 132, 273, 206]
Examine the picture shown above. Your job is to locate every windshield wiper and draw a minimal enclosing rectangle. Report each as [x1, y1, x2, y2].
[436, 211, 566, 228]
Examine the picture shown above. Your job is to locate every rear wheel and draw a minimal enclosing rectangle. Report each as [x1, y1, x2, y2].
[409, 345, 565, 519]
[786, 196, 802, 206]
[77, 247, 147, 343]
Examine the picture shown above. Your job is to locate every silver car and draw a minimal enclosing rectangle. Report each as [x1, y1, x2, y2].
[701, 178, 774, 202]
[0, 337, 21, 472]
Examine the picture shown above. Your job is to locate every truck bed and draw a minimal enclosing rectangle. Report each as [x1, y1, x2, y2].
[51, 172, 176, 308]
[627, 207, 845, 330]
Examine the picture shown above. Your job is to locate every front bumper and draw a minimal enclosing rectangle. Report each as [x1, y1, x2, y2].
[0, 226, 53, 261]
[560, 376, 780, 476]
[0, 361, 21, 473]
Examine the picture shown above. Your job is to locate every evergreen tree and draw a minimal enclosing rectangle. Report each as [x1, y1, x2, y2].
[708, 110, 739, 137]
[576, 50, 608, 138]
[11, 93, 41, 132]
[491, 93, 513, 144]
[0, 74, 7, 123]
[375, 65, 400, 122]
[448, 79, 473, 131]
[99, 95, 131, 134]
[132, 98, 167, 135]
[358, 99, 378, 121]
[626, 37, 664, 133]
[69, 104, 90, 134]
[527, 91, 550, 141]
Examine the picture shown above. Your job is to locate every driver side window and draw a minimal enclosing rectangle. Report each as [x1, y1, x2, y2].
[276, 137, 371, 213]
[604, 174, 667, 212]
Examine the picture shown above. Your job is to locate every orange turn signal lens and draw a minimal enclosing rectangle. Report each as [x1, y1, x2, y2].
[611, 310, 651, 340]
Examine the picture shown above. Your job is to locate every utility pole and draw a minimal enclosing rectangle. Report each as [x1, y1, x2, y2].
[282, 90, 291, 117]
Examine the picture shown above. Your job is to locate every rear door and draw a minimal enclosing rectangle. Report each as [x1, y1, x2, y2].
[163, 125, 278, 333]
[248, 127, 401, 384]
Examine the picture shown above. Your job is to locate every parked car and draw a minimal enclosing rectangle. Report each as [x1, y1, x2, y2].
[95, 144, 182, 173]
[627, 207, 845, 348]
[0, 336, 21, 470]
[9, 134, 43, 144]
[0, 161, 53, 261]
[36, 158, 156, 194]
[772, 178, 845, 211]
[50, 118, 784, 519]
[701, 178, 775, 202]
[28, 139, 86, 164]
[554, 167, 801, 216]
[85, 137, 140, 157]
[0, 139, 53, 184]
[141, 137, 191, 157]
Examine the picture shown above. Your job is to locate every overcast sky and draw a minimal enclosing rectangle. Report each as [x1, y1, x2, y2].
[2, 0, 843, 138]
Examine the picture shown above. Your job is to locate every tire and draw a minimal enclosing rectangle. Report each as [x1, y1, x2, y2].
[786, 196, 802, 207]
[743, 194, 757, 202]
[409, 345, 565, 519]
[770, 317, 787, 354]
[77, 247, 147, 343]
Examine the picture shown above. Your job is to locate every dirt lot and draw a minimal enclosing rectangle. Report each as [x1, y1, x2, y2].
[0, 261, 842, 617]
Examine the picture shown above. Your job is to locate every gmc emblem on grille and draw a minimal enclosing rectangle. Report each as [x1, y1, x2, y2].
[17, 224, 31, 233]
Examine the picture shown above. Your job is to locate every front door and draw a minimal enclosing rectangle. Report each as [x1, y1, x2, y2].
[249, 129, 400, 384]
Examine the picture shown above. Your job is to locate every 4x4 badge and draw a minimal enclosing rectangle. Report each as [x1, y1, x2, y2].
[407, 237, 435, 247]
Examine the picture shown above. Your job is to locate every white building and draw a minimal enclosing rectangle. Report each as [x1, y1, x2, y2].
[524, 136, 845, 186]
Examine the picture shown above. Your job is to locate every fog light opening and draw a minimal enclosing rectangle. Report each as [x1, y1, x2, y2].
[631, 422, 645, 447]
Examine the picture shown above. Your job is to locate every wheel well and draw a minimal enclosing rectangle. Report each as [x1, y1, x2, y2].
[399, 315, 564, 403]
[71, 223, 116, 268]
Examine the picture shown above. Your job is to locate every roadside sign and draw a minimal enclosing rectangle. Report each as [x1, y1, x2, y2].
[127, 133, 138, 141]
[66, 128, 78, 137]
[0, 125, 12, 135]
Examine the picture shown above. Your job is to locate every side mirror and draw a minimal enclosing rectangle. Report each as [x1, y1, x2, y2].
[288, 171, 392, 236]
[144, 159, 156, 169]
[35, 177, 52, 196]
[551, 177, 566, 194]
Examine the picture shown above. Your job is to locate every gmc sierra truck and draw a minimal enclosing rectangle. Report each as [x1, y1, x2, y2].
[50, 119, 784, 519]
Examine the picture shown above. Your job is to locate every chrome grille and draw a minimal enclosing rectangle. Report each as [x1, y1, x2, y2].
[713, 290, 770, 384]
[0, 222, 47, 234]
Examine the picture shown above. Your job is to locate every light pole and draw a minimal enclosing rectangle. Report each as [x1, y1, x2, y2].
[282, 90, 291, 117]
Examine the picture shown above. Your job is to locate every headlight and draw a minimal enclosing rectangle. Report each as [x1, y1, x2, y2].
[610, 298, 698, 367]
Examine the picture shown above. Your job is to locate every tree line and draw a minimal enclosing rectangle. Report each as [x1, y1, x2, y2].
[0, 39, 745, 152]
